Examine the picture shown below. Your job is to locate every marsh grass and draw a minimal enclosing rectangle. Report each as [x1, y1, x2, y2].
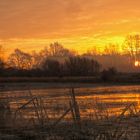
[1, 88, 140, 140]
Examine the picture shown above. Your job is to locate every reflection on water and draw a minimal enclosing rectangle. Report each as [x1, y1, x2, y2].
[1, 85, 140, 120]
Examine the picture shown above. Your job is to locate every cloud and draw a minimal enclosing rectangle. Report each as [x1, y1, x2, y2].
[0, 0, 140, 39]
[0, 0, 140, 54]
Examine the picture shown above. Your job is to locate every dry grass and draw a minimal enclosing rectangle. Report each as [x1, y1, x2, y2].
[1, 87, 140, 140]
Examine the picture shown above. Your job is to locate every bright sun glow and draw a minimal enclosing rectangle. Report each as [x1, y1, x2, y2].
[1, 0, 140, 56]
[135, 61, 140, 67]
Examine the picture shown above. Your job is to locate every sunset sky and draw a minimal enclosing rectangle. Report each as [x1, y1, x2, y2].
[1, 0, 140, 56]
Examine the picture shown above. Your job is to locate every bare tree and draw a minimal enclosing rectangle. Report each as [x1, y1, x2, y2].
[41, 59, 61, 76]
[64, 56, 101, 76]
[0, 46, 5, 73]
[0, 46, 2, 57]
[84, 47, 100, 56]
[31, 51, 45, 69]
[123, 34, 140, 62]
[49, 42, 74, 57]
[91, 47, 100, 55]
[8, 49, 33, 70]
[0, 59, 4, 70]
[0, 45, 5, 60]
[103, 44, 119, 55]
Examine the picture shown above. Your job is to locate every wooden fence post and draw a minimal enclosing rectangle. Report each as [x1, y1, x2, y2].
[70, 88, 81, 129]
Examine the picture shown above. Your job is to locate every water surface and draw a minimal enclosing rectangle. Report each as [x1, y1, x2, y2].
[1, 84, 140, 121]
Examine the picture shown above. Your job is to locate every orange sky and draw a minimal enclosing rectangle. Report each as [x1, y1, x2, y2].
[0, 0, 140, 56]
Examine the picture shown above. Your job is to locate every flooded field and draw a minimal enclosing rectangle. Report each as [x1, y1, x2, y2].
[1, 84, 140, 119]
[1, 84, 140, 139]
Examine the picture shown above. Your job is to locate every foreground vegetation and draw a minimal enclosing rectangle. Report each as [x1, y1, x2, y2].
[1, 87, 140, 140]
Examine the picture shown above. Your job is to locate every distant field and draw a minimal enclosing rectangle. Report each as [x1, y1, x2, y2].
[0, 76, 100, 83]
[0, 73, 140, 84]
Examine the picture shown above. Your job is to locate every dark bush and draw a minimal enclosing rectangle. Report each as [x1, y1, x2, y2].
[101, 67, 118, 81]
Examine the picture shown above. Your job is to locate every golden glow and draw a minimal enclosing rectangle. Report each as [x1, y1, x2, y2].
[135, 61, 140, 67]
[2, 36, 125, 57]
[0, 0, 140, 56]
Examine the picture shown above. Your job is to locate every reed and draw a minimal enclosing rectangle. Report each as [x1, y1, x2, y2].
[1, 88, 140, 140]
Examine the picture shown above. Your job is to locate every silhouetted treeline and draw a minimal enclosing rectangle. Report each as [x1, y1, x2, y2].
[0, 43, 101, 77]
[101, 67, 118, 81]
[0, 59, 4, 76]
[1, 34, 140, 78]
[0, 56, 101, 77]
